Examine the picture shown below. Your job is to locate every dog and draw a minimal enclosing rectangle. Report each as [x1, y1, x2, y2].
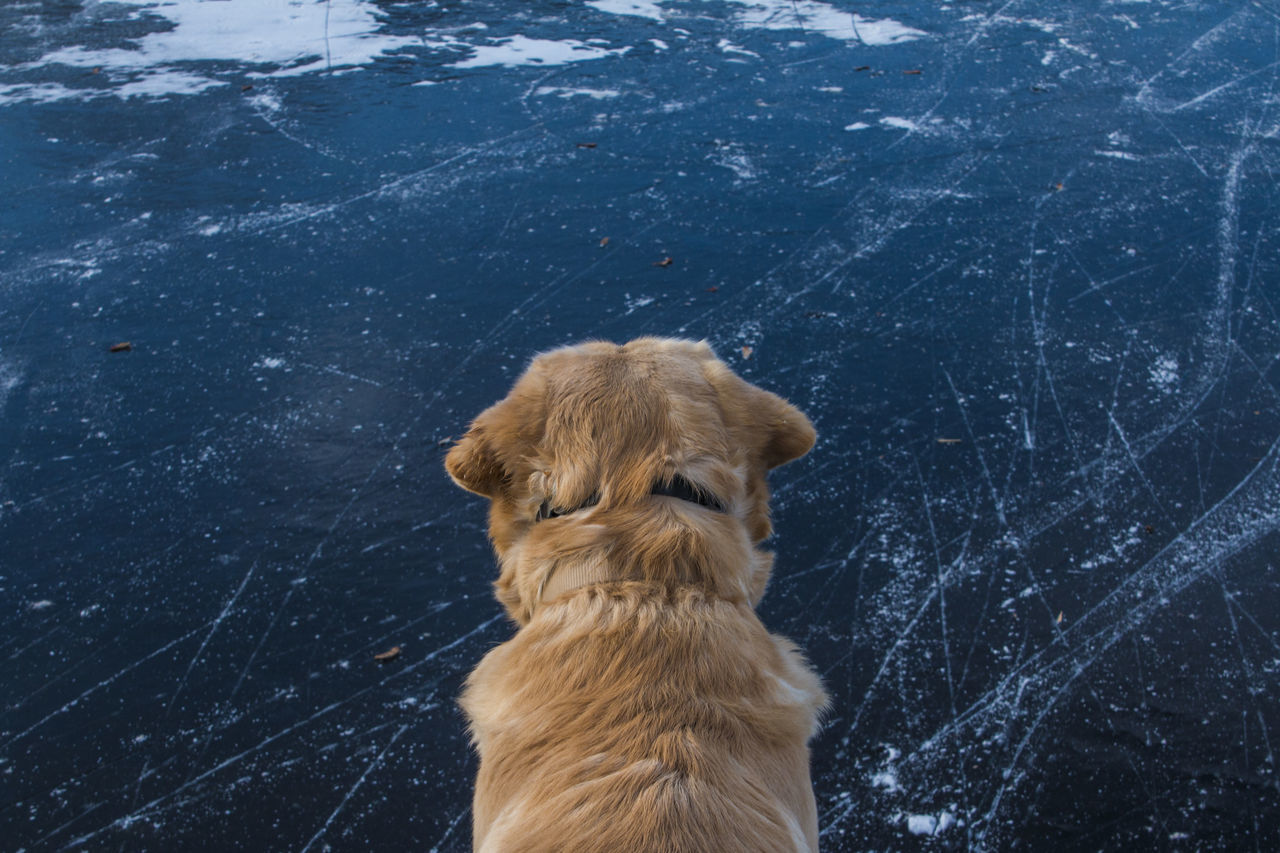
[446, 337, 827, 852]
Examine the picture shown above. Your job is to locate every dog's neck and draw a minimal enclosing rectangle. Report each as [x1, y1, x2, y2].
[536, 474, 725, 522]
[531, 477, 731, 610]
[537, 558, 619, 605]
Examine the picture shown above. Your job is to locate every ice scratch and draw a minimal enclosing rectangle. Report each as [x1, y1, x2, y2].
[300, 723, 410, 853]
[167, 561, 257, 714]
[901, 430, 1280, 843]
[942, 369, 1008, 527]
[3, 625, 207, 748]
[59, 616, 501, 849]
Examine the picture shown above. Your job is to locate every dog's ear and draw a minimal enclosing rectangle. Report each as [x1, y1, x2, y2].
[751, 386, 817, 469]
[445, 369, 549, 499]
[445, 420, 506, 498]
[701, 353, 816, 470]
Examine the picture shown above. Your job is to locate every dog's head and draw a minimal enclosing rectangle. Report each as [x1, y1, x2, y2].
[445, 338, 815, 623]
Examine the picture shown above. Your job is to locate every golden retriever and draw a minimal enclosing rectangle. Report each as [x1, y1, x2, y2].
[445, 337, 827, 852]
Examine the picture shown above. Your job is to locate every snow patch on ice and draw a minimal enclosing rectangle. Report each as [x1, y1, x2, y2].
[725, 1, 926, 45]
[582, 0, 927, 46]
[0, 82, 83, 106]
[871, 745, 902, 792]
[1149, 354, 1179, 392]
[1097, 149, 1142, 161]
[449, 36, 629, 68]
[114, 70, 228, 99]
[905, 810, 956, 836]
[906, 814, 937, 835]
[871, 768, 900, 792]
[717, 39, 761, 59]
[18, 0, 418, 102]
[248, 91, 284, 114]
[586, 0, 665, 21]
[534, 86, 623, 99]
[710, 147, 759, 181]
[880, 116, 921, 132]
[623, 294, 656, 314]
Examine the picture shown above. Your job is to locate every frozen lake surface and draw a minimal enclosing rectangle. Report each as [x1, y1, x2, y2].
[3, 1, 1280, 849]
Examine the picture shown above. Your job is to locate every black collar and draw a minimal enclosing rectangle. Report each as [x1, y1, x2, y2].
[536, 474, 725, 521]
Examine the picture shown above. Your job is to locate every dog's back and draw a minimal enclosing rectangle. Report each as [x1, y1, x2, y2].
[463, 585, 824, 852]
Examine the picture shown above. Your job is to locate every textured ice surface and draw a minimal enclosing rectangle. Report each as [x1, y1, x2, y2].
[3, 1, 1280, 851]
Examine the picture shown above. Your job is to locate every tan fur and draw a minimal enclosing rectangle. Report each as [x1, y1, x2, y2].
[446, 338, 828, 852]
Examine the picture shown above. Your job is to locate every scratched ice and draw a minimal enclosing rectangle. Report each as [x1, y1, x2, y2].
[3, 2, 1279, 850]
